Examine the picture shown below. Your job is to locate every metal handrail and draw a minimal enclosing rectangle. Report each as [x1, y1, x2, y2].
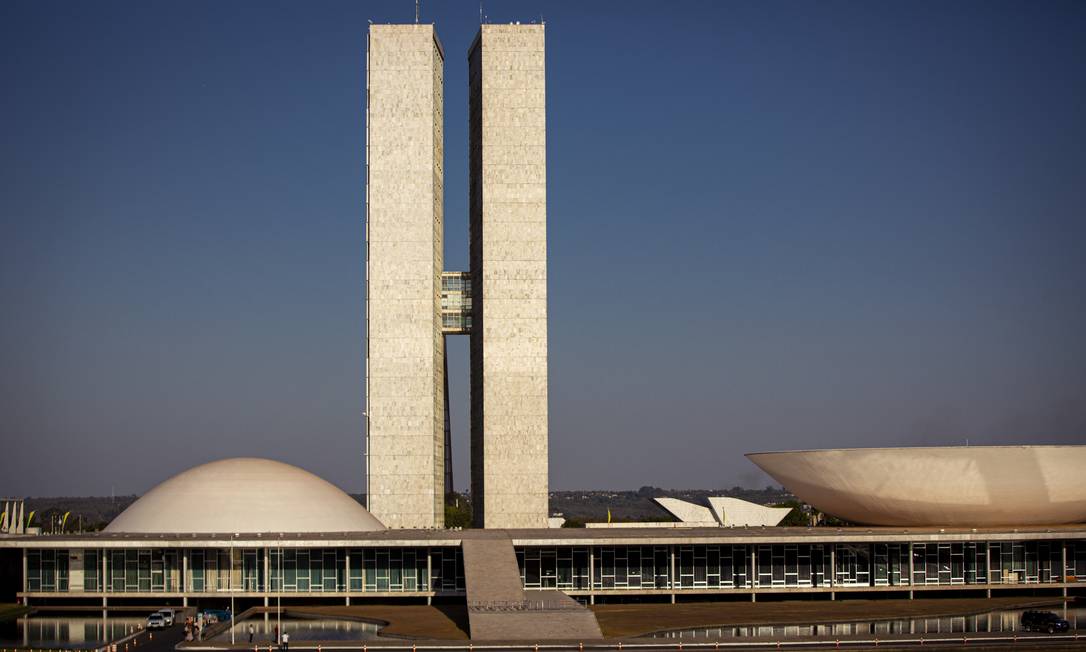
[468, 599, 584, 612]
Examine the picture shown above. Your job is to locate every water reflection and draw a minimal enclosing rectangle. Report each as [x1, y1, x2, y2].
[649, 606, 1084, 639]
[0, 615, 146, 649]
[213, 616, 383, 642]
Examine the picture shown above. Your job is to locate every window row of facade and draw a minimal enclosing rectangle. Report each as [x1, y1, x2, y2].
[24, 540, 1086, 594]
[26, 547, 464, 594]
[517, 541, 1086, 591]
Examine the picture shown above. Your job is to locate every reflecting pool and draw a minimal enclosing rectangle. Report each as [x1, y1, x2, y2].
[0, 614, 146, 649]
[212, 615, 383, 642]
[648, 605, 1085, 639]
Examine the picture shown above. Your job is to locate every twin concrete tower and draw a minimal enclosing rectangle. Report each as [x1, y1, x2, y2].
[365, 23, 548, 529]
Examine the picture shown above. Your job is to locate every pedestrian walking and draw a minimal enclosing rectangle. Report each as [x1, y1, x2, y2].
[248, 623, 255, 643]
[281, 631, 290, 651]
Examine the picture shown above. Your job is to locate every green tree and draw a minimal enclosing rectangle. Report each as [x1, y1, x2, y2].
[773, 500, 812, 527]
[444, 493, 472, 528]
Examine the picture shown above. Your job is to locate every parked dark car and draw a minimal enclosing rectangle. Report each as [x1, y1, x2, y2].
[1020, 610, 1070, 634]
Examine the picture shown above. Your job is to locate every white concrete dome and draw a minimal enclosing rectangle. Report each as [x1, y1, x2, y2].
[747, 445, 1086, 527]
[104, 458, 384, 533]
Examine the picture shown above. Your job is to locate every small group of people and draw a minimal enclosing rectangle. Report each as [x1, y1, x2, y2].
[182, 610, 289, 649]
[243, 623, 288, 649]
[265, 624, 289, 649]
[182, 615, 202, 641]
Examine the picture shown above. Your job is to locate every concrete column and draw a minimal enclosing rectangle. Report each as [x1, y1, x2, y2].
[102, 549, 108, 613]
[908, 542, 915, 599]
[750, 546, 757, 601]
[263, 547, 270, 595]
[1062, 541, 1069, 598]
[345, 549, 352, 605]
[669, 544, 676, 602]
[830, 545, 836, 601]
[425, 548, 432, 605]
[21, 548, 27, 597]
[588, 547, 595, 605]
[670, 544, 676, 603]
[869, 543, 875, 588]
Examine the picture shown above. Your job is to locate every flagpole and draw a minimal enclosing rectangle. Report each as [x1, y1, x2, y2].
[230, 541, 235, 644]
[277, 539, 281, 644]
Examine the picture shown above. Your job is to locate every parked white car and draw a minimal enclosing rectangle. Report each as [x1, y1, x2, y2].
[146, 613, 166, 629]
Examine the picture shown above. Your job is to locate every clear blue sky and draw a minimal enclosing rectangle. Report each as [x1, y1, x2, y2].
[2, 0, 1084, 497]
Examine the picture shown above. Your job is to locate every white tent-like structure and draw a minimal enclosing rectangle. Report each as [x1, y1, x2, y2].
[586, 496, 792, 528]
[707, 497, 793, 527]
[654, 497, 791, 527]
[105, 458, 385, 534]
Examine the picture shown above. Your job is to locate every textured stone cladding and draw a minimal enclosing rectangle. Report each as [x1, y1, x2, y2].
[366, 24, 445, 528]
[469, 25, 549, 529]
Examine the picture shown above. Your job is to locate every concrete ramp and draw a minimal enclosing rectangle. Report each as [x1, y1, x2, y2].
[462, 536, 526, 603]
[461, 537, 602, 641]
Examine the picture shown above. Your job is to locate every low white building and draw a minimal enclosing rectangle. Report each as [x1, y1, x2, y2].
[585, 496, 791, 529]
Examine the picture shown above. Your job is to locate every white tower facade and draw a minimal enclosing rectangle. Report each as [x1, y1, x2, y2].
[365, 24, 446, 529]
[468, 24, 549, 529]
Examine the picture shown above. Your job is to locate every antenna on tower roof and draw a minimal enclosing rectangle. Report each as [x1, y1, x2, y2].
[415, 0, 420, 24]
[479, 1, 483, 24]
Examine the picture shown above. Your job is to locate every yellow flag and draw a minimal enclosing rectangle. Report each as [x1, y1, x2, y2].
[62, 512, 71, 530]
[607, 508, 612, 523]
[27, 510, 35, 526]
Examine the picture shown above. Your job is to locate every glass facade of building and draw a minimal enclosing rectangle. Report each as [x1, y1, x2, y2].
[21, 540, 1086, 596]
[108, 549, 181, 592]
[24, 546, 464, 595]
[26, 549, 68, 592]
[517, 541, 1086, 592]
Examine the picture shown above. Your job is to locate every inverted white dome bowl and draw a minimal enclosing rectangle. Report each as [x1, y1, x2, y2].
[746, 445, 1086, 527]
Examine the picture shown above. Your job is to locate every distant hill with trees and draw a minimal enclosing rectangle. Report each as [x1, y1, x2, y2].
[549, 485, 798, 525]
[22, 496, 137, 532]
[18, 485, 800, 531]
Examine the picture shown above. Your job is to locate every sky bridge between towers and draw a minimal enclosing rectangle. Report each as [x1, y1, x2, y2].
[441, 271, 472, 334]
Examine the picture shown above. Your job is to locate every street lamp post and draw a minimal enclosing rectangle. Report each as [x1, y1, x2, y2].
[277, 538, 282, 645]
[362, 410, 369, 510]
[230, 541, 235, 645]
